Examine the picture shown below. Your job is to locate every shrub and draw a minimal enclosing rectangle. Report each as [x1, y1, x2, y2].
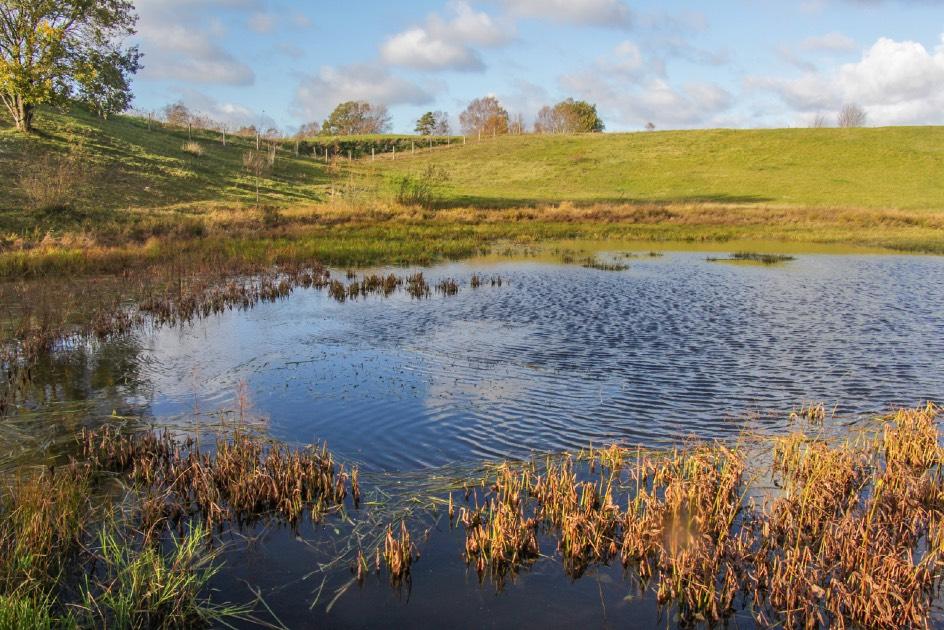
[393, 164, 449, 209]
[17, 152, 87, 212]
[181, 141, 204, 157]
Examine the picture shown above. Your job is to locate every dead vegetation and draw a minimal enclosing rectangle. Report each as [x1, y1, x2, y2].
[452, 403, 944, 628]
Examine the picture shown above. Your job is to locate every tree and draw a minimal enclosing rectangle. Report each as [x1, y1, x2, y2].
[459, 96, 509, 137]
[0, 0, 141, 132]
[810, 113, 829, 129]
[645, 122, 656, 131]
[296, 121, 321, 138]
[837, 104, 866, 128]
[534, 98, 604, 134]
[321, 101, 391, 135]
[163, 101, 191, 127]
[415, 111, 450, 136]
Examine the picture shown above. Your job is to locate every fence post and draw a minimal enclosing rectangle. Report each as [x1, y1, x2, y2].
[222, 127, 226, 146]
[188, 123, 192, 141]
[372, 147, 375, 161]
[393, 145, 396, 160]
[412, 140, 415, 155]
[463, 135, 466, 145]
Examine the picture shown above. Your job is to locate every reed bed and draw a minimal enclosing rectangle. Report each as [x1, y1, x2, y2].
[452, 404, 944, 628]
[80, 426, 351, 533]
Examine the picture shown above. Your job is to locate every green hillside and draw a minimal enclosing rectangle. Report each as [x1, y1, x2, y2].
[0, 107, 329, 235]
[373, 127, 944, 211]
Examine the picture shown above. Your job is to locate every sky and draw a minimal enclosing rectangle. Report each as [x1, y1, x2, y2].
[130, 0, 944, 134]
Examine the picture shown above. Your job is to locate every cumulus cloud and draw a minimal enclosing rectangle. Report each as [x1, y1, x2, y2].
[500, 0, 632, 28]
[381, 2, 513, 72]
[293, 65, 434, 122]
[560, 41, 734, 128]
[754, 34, 944, 125]
[135, 0, 257, 85]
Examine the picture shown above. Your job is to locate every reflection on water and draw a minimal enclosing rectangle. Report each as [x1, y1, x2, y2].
[131, 253, 944, 471]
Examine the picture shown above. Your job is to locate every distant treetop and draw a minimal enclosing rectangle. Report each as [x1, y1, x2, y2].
[322, 101, 391, 135]
[535, 99, 604, 134]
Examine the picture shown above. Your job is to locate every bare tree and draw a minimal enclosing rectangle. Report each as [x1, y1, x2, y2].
[243, 150, 271, 209]
[459, 96, 510, 137]
[810, 113, 829, 128]
[837, 104, 867, 128]
[163, 101, 191, 127]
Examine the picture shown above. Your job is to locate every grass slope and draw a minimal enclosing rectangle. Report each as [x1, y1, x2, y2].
[373, 128, 944, 211]
[0, 107, 329, 235]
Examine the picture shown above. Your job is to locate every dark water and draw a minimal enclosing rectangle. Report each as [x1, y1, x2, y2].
[5, 251, 944, 627]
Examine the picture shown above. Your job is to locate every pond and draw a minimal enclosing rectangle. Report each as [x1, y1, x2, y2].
[3, 250, 944, 627]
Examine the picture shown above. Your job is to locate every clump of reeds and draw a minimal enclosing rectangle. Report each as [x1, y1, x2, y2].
[580, 257, 629, 272]
[78, 522, 241, 628]
[459, 466, 539, 587]
[708, 252, 795, 265]
[435, 278, 459, 296]
[406, 273, 430, 299]
[80, 426, 350, 532]
[383, 522, 417, 587]
[789, 401, 830, 425]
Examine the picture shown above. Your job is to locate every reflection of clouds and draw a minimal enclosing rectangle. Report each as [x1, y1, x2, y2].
[418, 319, 534, 407]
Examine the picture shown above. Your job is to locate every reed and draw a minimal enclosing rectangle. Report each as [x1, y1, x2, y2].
[383, 522, 417, 587]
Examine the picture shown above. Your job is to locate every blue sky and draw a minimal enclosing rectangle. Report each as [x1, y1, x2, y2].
[131, 0, 944, 133]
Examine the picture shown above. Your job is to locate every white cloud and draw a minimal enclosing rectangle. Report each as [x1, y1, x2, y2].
[755, 34, 944, 125]
[501, 0, 632, 28]
[137, 23, 255, 85]
[381, 2, 513, 72]
[293, 65, 434, 122]
[135, 0, 257, 85]
[560, 41, 734, 128]
[382, 28, 485, 72]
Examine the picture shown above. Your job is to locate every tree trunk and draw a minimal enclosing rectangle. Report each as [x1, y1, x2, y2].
[14, 97, 34, 133]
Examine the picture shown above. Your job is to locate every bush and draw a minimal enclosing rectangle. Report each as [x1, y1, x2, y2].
[17, 152, 87, 212]
[393, 164, 449, 209]
[181, 141, 204, 157]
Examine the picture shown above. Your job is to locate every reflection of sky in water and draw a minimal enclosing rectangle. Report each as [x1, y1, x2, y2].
[137, 254, 944, 472]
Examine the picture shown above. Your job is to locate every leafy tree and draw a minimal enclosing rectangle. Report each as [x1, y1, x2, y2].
[459, 96, 509, 136]
[534, 99, 604, 134]
[0, 0, 141, 132]
[415, 111, 450, 136]
[321, 101, 391, 135]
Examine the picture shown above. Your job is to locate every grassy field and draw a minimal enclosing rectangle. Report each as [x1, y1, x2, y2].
[371, 127, 944, 210]
[1, 107, 942, 277]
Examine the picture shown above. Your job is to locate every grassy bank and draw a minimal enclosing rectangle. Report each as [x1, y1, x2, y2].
[1, 107, 943, 279]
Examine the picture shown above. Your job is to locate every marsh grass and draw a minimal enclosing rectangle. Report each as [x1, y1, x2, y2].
[453, 404, 944, 628]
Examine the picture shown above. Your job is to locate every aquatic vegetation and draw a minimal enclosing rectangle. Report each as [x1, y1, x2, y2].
[707, 251, 796, 265]
[435, 278, 459, 296]
[579, 256, 629, 272]
[452, 404, 944, 628]
[406, 272, 430, 299]
[383, 522, 417, 587]
[77, 522, 242, 629]
[81, 426, 350, 531]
